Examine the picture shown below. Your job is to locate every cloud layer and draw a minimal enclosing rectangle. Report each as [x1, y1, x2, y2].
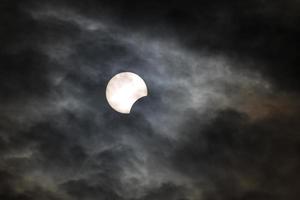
[0, 1, 299, 200]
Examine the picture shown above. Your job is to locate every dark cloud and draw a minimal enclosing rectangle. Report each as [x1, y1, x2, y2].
[73, 0, 299, 92]
[138, 183, 187, 200]
[173, 109, 300, 199]
[0, 0, 299, 200]
[0, 170, 62, 200]
[62, 179, 123, 200]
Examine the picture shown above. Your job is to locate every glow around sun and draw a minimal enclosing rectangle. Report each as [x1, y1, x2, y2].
[105, 72, 148, 114]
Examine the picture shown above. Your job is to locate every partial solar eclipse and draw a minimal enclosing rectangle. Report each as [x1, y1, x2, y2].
[106, 72, 148, 114]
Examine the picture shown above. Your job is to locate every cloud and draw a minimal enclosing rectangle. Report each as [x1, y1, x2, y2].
[172, 109, 300, 199]
[0, 1, 299, 200]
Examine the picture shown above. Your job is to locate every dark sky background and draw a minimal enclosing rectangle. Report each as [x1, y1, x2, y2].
[0, 0, 300, 200]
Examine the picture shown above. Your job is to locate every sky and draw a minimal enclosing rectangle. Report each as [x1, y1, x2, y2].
[0, 0, 300, 199]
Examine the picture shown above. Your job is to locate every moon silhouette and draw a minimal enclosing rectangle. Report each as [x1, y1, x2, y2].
[106, 72, 148, 114]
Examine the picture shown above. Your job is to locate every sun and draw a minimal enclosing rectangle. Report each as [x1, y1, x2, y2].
[106, 72, 148, 114]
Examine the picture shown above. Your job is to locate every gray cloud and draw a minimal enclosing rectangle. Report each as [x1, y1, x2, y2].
[0, 1, 299, 200]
